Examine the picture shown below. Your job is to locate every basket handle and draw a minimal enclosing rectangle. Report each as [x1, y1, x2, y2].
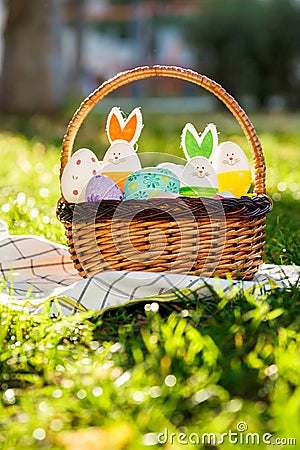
[60, 65, 266, 195]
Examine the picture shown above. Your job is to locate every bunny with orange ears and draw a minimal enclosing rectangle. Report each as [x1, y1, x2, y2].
[101, 107, 143, 191]
[179, 123, 219, 198]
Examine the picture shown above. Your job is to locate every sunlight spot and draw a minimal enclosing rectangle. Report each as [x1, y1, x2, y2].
[272, 192, 281, 201]
[2, 203, 11, 213]
[149, 334, 158, 345]
[114, 371, 131, 388]
[49, 419, 63, 432]
[27, 197, 36, 208]
[39, 188, 49, 197]
[52, 389, 63, 398]
[3, 389, 15, 404]
[61, 379, 75, 389]
[16, 192, 26, 205]
[35, 163, 44, 174]
[82, 358, 91, 365]
[150, 302, 159, 313]
[150, 386, 161, 398]
[142, 433, 158, 446]
[30, 208, 39, 219]
[111, 368, 122, 379]
[16, 413, 29, 423]
[226, 398, 243, 412]
[38, 401, 49, 413]
[289, 182, 299, 192]
[133, 390, 145, 402]
[110, 342, 124, 353]
[53, 164, 60, 175]
[292, 191, 300, 200]
[180, 309, 189, 317]
[90, 341, 100, 351]
[277, 182, 286, 192]
[92, 387, 103, 397]
[77, 389, 87, 399]
[164, 374, 177, 387]
[42, 215, 50, 224]
[32, 428, 46, 441]
[264, 364, 278, 378]
[192, 388, 214, 404]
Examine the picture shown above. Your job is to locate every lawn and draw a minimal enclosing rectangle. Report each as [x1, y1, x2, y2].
[0, 110, 299, 449]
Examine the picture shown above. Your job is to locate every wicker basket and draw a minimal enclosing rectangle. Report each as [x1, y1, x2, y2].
[57, 65, 272, 280]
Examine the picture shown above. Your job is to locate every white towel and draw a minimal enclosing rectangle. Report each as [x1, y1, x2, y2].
[0, 225, 299, 316]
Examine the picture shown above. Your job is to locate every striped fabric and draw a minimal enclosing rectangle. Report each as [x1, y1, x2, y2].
[0, 227, 299, 316]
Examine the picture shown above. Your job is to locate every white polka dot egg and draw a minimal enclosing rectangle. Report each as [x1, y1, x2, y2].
[61, 148, 100, 203]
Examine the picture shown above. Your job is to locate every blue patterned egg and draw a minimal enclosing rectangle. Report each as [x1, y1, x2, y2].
[85, 175, 123, 201]
[123, 167, 180, 200]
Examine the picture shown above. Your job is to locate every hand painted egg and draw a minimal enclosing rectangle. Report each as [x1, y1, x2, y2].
[211, 142, 252, 197]
[61, 148, 100, 203]
[101, 142, 142, 192]
[85, 175, 123, 201]
[123, 167, 180, 200]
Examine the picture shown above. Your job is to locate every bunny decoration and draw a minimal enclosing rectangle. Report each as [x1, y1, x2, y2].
[179, 123, 219, 197]
[101, 107, 143, 191]
[211, 141, 252, 197]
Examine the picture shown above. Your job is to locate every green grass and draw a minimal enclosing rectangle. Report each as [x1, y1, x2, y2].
[0, 111, 299, 449]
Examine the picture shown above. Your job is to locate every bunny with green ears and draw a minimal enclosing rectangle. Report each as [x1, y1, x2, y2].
[179, 123, 219, 198]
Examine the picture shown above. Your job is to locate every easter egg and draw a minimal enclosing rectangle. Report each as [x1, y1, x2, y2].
[85, 175, 123, 202]
[212, 142, 252, 197]
[101, 141, 142, 192]
[123, 167, 180, 200]
[61, 148, 100, 203]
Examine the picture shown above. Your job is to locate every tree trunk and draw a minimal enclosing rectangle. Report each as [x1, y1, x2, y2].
[0, 0, 64, 114]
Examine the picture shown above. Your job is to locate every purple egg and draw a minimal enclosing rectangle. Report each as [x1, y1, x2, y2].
[85, 175, 123, 201]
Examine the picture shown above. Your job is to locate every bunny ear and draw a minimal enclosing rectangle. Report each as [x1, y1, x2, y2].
[181, 123, 201, 160]
[106, 107, 143, 145]
[181, 123, 218, 160]
[200, 124, 218, 159]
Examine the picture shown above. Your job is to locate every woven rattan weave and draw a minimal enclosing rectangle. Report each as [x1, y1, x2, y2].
[57, 65, 272, 280]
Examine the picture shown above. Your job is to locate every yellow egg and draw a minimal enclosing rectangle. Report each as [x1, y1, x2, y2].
[217, 170, 252, 197]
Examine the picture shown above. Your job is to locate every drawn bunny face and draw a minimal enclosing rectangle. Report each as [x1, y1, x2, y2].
[222, 151, 240, 166]
[181, 156, 219, 188]
[212, 142, 251, 173]
[101, 107, 143, 173]
[61, 148, 100, 202]
[103, 140, 141, 171]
